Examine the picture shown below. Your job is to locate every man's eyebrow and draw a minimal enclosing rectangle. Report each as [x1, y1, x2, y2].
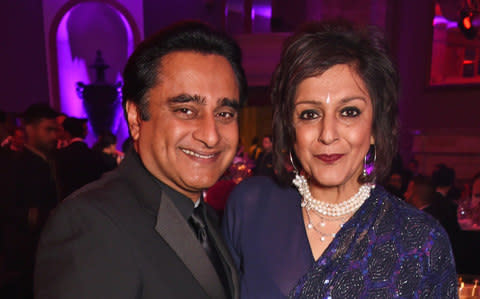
[218, 98, 240, 111]
[167, 94, 206, 105]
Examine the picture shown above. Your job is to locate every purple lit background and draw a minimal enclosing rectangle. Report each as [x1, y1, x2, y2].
[56, 1, 274, 147]
[56, 2, 132, 147]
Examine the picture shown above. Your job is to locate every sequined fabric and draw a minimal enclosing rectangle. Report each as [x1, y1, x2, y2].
[290, 187, 458, 299]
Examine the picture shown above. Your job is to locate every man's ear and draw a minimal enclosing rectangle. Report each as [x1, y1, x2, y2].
[25, 124, 34, 140]
[126, 101, 141, 141]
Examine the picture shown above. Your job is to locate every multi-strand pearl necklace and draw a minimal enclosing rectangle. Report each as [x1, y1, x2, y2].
[303, 209, 350, 241]
[293, 174, 374, 217]
[293, 173, 374, 241]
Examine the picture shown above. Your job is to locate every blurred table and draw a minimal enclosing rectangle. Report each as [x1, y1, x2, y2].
[459, 219, 480, 231]
[459, 275, 480, 299]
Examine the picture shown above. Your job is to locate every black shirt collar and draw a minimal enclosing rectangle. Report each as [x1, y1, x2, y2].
[155, 178, 196, 221]
[127, 149, 197, 221]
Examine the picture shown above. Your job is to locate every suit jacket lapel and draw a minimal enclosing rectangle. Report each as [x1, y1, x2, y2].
[155, 190, 227, 299]
[204, 213, 240, 299]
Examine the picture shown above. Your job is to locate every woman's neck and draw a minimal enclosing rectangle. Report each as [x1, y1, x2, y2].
[308, 179, 362, 204]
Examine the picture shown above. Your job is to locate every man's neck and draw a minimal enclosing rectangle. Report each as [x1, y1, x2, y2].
[24, 144, 47, 160]
[436, 187, 449, 197]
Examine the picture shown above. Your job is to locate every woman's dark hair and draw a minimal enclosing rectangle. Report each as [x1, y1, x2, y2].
[122, 21, 247, 121]
[271, 20, 399, 185]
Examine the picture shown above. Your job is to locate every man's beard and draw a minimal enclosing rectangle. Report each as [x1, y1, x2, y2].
[36, 140, 56, 155]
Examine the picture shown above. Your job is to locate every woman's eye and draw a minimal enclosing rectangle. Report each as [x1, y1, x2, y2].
[340, 107, 361, 117]
[299, 110, 319, 120]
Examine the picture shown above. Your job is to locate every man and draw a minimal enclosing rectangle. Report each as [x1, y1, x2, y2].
[55, 117, 103, 199]
[404, 175, 434, 210]
[13, 104, 59, 229]
[254, 135, 274, 177]
[35, 21, 247, 299]
[4, 103, 58, 298]
[428, 165, 461, 248]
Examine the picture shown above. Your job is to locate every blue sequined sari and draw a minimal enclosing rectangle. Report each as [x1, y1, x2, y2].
[290, 187, 458, 298]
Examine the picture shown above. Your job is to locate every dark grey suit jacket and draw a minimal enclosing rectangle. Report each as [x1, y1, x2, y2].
[34, 151, 239, 299]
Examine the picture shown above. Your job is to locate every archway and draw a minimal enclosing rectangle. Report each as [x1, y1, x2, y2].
[48, 0, 140, 146]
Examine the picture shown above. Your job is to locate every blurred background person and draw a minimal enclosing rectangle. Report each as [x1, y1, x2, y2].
[253, 134, 274, 177]
[92, 131, 120, 172]
[54, 117, 103, 200]
[3, 103, 58, 299]
[404, 175, 435, 210]
[248, 136, 262, 161]
[55, 113, 69, 149]
[1, 127, 25, 153]
[384, 170, 405, 199]
[428, 164, 461, 240]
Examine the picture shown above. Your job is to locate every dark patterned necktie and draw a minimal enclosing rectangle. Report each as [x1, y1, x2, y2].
[189, 202, 229, 292]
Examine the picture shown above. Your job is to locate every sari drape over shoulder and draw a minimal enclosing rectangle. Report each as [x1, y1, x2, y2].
[291, 187, 458, 298]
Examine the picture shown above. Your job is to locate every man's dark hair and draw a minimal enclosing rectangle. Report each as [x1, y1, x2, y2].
[411, 175, 435, 205]
[62, 117, 87, 139]
[271, 20, 399, 185]
[22, 103, 58, 125]
[122, 21, 247, 121]
[93, 131, 117, 151]
[432, 165, 455, 188]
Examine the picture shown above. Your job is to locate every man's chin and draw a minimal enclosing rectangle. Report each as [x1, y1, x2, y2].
[183, 175, 223, 192]
[39, 144, 56, 154]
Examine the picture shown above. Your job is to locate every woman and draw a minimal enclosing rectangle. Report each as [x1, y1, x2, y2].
[222, 20, 457, 298]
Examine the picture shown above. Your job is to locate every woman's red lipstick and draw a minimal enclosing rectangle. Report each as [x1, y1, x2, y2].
[315, 154, 344, 163]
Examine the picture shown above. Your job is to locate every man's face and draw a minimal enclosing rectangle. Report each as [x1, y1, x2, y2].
[262, 137, 272, 152]
[27, 118, 58, 154]
[127, 51, 240, 201]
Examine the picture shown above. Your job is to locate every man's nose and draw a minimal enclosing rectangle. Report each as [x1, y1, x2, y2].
[192, 115, 220, 148]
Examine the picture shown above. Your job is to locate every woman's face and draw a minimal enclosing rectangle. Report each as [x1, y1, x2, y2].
[293, 64, 374, 192]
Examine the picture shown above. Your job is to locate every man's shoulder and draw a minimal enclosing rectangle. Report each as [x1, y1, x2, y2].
[57, 170, 134, 217]
[57, 141, 94, 158]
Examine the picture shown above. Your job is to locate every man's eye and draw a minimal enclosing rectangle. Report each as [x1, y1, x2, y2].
[173, 107, 197, 119]
[217, 111, 236, 120]
[340, 107, 361, 117]
[177, 108, 193, 115]
[299, 110, 319, 120]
